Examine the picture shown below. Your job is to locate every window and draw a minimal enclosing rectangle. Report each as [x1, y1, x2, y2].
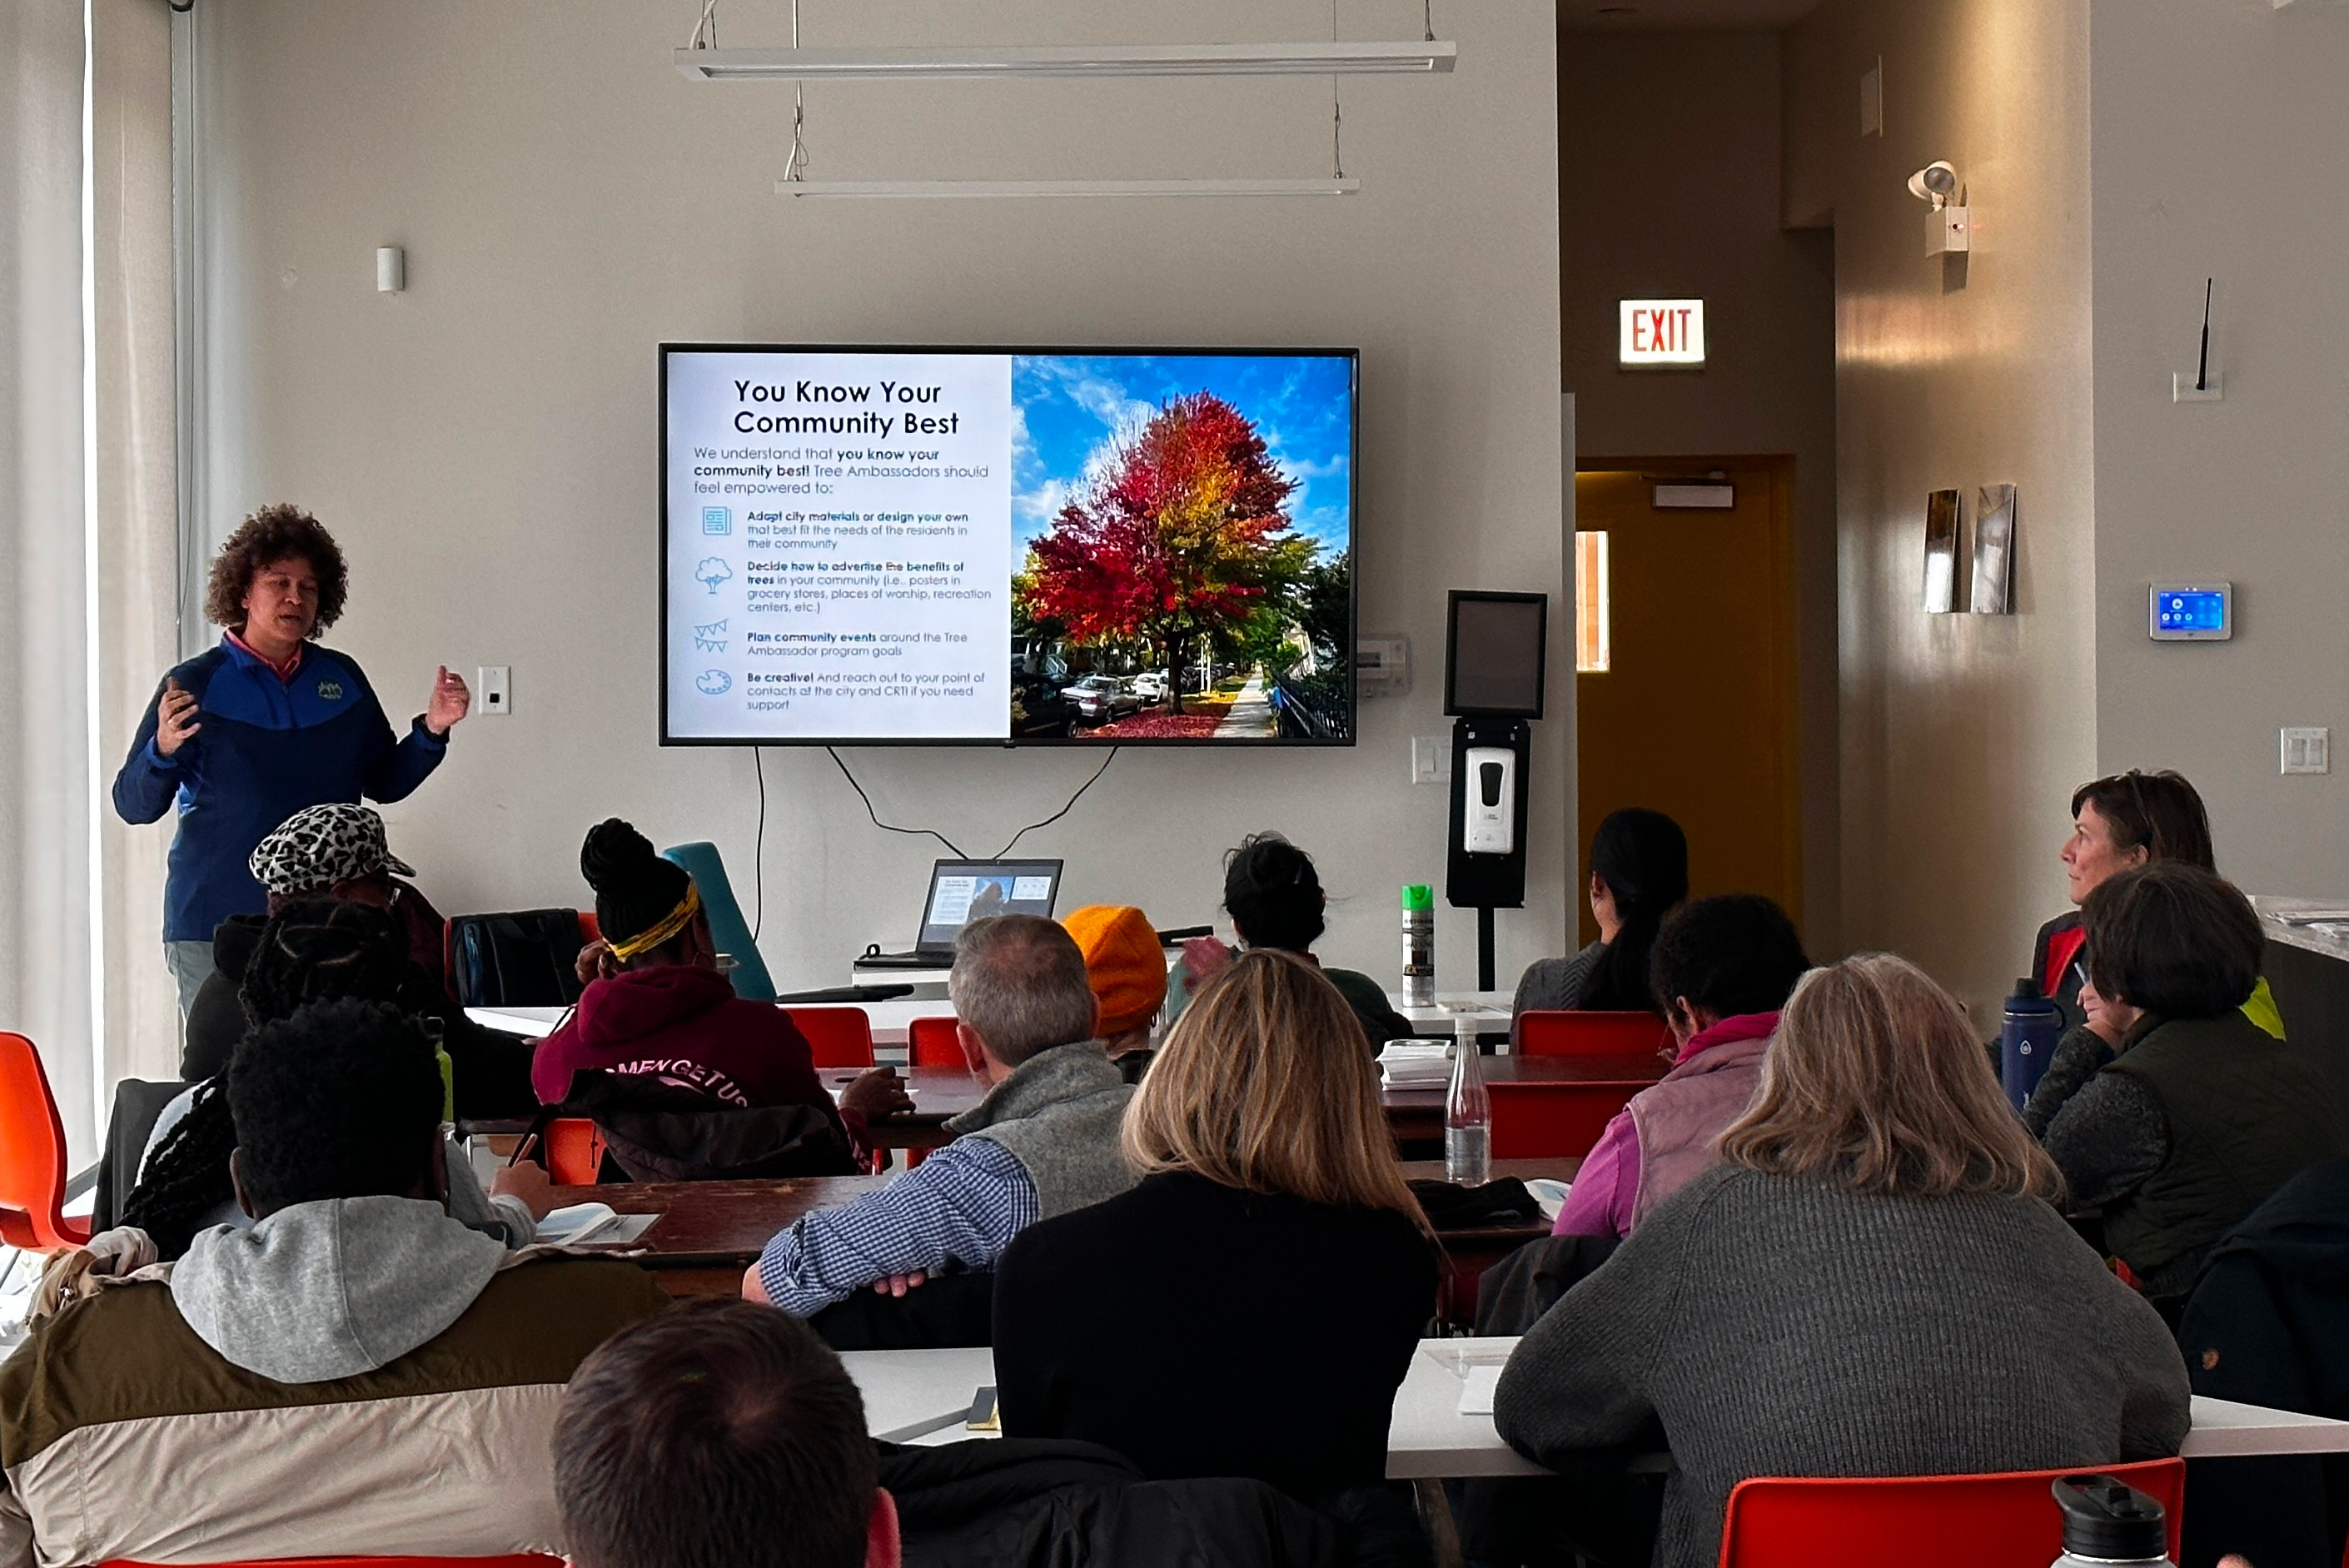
[1574, 530, 1610, 673]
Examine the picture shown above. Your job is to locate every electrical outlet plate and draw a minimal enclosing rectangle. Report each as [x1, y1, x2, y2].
[2282, 727, 2330, 775]
[1411, 735, 1452, 786]
[477, 665, 510, 715]
[2172, 372, 2224, 403]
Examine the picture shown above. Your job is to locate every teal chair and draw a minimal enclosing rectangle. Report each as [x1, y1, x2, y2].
[659, 841, 777, 1002]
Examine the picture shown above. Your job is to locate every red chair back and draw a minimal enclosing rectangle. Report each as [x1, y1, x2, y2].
[1719, 1458, 2187, 1568]
[788, 1007, 876, 1068]
[1516, 1009, 1670, 1057]
[102, 1557, 564, 1566]
[1487, 1079, 1644, 1159]
[543, 1118, 609, 1186]
[907, 1014, 968, 1069]
[0, 1032, 92, 1252]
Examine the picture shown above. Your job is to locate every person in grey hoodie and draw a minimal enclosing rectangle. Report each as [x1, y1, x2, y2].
[1493, 956, 2189, 1568]
[0, 1000, 668, 1568]
[746, 914, 1137, 1319]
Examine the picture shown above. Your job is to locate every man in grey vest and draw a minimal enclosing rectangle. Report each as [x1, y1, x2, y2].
[745, 914, 1137, 1327]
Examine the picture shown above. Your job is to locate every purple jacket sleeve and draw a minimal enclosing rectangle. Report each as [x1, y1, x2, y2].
[1552, 1106, 1640, 1239]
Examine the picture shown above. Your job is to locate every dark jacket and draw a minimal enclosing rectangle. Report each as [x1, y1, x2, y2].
[881, 1437, 1424, 1568]
[993, 1171, 1436, 1499]
[2176, 1157, 2349, 1568]
[1322, 966, 1415, 1053]
[182, 912, 537, 1119]
[540, 1070, 855, 1183]
[111, 638, 446, 942]
[2030, 911, 2090, 1032]
[2044, 1011, 2349, 1305]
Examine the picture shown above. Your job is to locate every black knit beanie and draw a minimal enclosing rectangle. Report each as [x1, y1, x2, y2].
[581, 818, 689, 948]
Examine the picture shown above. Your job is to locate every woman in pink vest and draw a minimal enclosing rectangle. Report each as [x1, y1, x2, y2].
[1553, 894, 1809, 1239]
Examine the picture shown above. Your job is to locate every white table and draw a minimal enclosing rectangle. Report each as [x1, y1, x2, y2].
[839, 1337, 2349, 1477]
[467, 997, 955, 1052]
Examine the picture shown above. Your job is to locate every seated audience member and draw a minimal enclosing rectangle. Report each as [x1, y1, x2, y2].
[1495, 954, 2191, 1568]
[0, 1000, 669, 1566]
[1512, 808, 1688, 1035]
[553, 1299, 1371, 1568]
[2041, 864, 2349, 1312]
[533, 819, 904, 1142]
[181, 804, 535, 1113]
[1552, 893, 1809, 1240]
[2022, 770, 2285, 1134]
[994, 948, 1437, 1498]
[1062, 903, 1168, 1083]
[1182, 832, 1411, 1051]
[125, 899, 544, 1259]
[746, 913, 1137, 1324]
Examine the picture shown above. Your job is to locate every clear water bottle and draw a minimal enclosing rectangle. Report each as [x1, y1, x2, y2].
[1402, 884, 1436, 1009]
[2050, 1474, 2172, 1568]
[1446, 1016, 1491, 1187]
[2000, 975, 2064, 1111]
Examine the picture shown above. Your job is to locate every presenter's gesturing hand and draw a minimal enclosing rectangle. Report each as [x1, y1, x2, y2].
[154, 678, 202, 758]
[425, 665, 471, 738]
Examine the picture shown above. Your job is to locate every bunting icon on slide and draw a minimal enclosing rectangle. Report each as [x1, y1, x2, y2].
[694, 619, 729, 653]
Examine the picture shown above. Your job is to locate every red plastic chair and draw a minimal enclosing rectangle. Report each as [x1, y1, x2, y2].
[1487, 1079, 1645, 1158]
[788, 1007, 876, 1068]
[1, 1032, 92, 1253]
[102, 1557, 563, 1566]
[1516, 1009, 1670, 1057]
[907, 1014, 968, 1068]
[1718, 1458, 2186, 1568]
[542, 1118, 609, 1186]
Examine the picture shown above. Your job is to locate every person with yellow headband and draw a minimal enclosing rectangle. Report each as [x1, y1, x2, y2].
[530, 820, 910, 1145]
[1061, 904, 1168, 1084]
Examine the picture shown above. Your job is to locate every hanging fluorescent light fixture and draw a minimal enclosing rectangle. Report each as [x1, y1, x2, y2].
[774, 177, 1358, 198]
[678, 39, 1456, 82]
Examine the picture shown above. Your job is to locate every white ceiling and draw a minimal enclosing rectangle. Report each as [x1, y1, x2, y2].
[1555, 0, 1823, 32]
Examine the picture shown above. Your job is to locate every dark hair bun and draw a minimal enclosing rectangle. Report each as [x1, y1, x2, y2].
[581, 818, 661, 891]
[1222, 832, 1327, 953]
[580, 818, 691, 949]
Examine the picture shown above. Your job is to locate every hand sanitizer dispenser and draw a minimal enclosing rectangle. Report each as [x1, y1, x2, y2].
[1463, 746, 1516, 855]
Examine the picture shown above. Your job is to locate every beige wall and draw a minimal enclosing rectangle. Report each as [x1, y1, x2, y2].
[1784, 0, 2096, 1019]
[182, 1, 1568, 993]
[1559, 30, 1840, 952]
[2091, 0, 2349, 900]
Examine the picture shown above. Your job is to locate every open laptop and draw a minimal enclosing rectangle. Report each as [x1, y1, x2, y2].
[855, 859, 1067, 970]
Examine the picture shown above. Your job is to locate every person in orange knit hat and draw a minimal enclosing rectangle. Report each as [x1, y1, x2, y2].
[1060, 904, 1168, 1083]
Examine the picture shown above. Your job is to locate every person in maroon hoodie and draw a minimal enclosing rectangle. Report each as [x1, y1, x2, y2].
[531, 819, 908, 1147]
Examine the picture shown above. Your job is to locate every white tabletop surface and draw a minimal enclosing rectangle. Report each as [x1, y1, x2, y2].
[837, 1337, 2349, 1476]
[1390, 990, 1516, 1027]
[2252, 895, 2349, 963]
[467, 997, 954, 1048]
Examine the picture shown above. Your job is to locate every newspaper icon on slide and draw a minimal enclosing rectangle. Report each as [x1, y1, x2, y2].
[694, 619, 729, 653]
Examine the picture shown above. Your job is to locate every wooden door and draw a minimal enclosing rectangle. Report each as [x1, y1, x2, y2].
[1573, 458, 1801, 944]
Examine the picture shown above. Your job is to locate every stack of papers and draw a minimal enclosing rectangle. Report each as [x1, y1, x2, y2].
[1379, 1041, 1453, 1089]
[537, 1202, 659, 1247]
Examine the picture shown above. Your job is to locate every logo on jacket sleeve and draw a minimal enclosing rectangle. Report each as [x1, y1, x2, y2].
[315, 679, 346, 702]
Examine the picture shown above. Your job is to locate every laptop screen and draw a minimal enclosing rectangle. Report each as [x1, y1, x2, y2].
[918, 860, 1065, 953]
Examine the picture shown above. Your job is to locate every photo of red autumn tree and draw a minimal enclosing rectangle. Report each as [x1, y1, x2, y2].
[1018, 391, 1309, 715]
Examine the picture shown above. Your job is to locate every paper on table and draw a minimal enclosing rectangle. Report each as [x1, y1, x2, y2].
[538, 1203, 659, 1247]
[1380, 1041, 1453, 1088]
[1459, 1363, 1503, 1416]
[1524, 1177, 1571, 1222]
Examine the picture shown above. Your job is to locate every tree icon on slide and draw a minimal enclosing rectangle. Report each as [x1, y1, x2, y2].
[696, 557, 733, 595]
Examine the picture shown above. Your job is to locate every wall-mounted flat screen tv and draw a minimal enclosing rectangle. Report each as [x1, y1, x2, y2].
[661, 346, 1357, 746]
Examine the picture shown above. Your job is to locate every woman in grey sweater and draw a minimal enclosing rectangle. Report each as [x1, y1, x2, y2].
[1495, 953, 2191, 1568]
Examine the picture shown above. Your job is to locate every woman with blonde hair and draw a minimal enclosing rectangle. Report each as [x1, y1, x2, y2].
[1493, 954, 2189, 1568]
[992, 948, 1437, 1500]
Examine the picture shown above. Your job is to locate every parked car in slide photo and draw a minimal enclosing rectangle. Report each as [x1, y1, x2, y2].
[1067, 674, 1142, 725]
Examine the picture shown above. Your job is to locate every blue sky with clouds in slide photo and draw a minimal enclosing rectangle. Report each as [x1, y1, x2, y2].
[1009, 354, 1354, 556]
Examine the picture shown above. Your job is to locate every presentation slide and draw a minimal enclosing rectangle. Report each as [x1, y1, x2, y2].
[663, 346, 1355, 746]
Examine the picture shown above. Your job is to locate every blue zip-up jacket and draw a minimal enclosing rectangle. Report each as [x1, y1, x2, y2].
[112, 636, 448, 942]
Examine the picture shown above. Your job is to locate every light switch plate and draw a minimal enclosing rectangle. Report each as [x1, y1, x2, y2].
[2282, 726, 2329, 774]
[1411, 735, 1452, 786]
[477, 665, 511, 715]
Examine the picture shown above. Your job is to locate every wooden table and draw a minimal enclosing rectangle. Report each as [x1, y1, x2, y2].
[549, 1174, 887, 1296]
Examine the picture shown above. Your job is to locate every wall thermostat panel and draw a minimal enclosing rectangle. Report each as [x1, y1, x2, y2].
[2149, 583, 2232, 641]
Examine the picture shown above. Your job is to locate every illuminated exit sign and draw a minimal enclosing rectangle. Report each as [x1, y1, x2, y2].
[1619, 299, 1706, 366]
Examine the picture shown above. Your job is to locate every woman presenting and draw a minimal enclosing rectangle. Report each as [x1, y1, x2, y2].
[112, 505, 470, 1012]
